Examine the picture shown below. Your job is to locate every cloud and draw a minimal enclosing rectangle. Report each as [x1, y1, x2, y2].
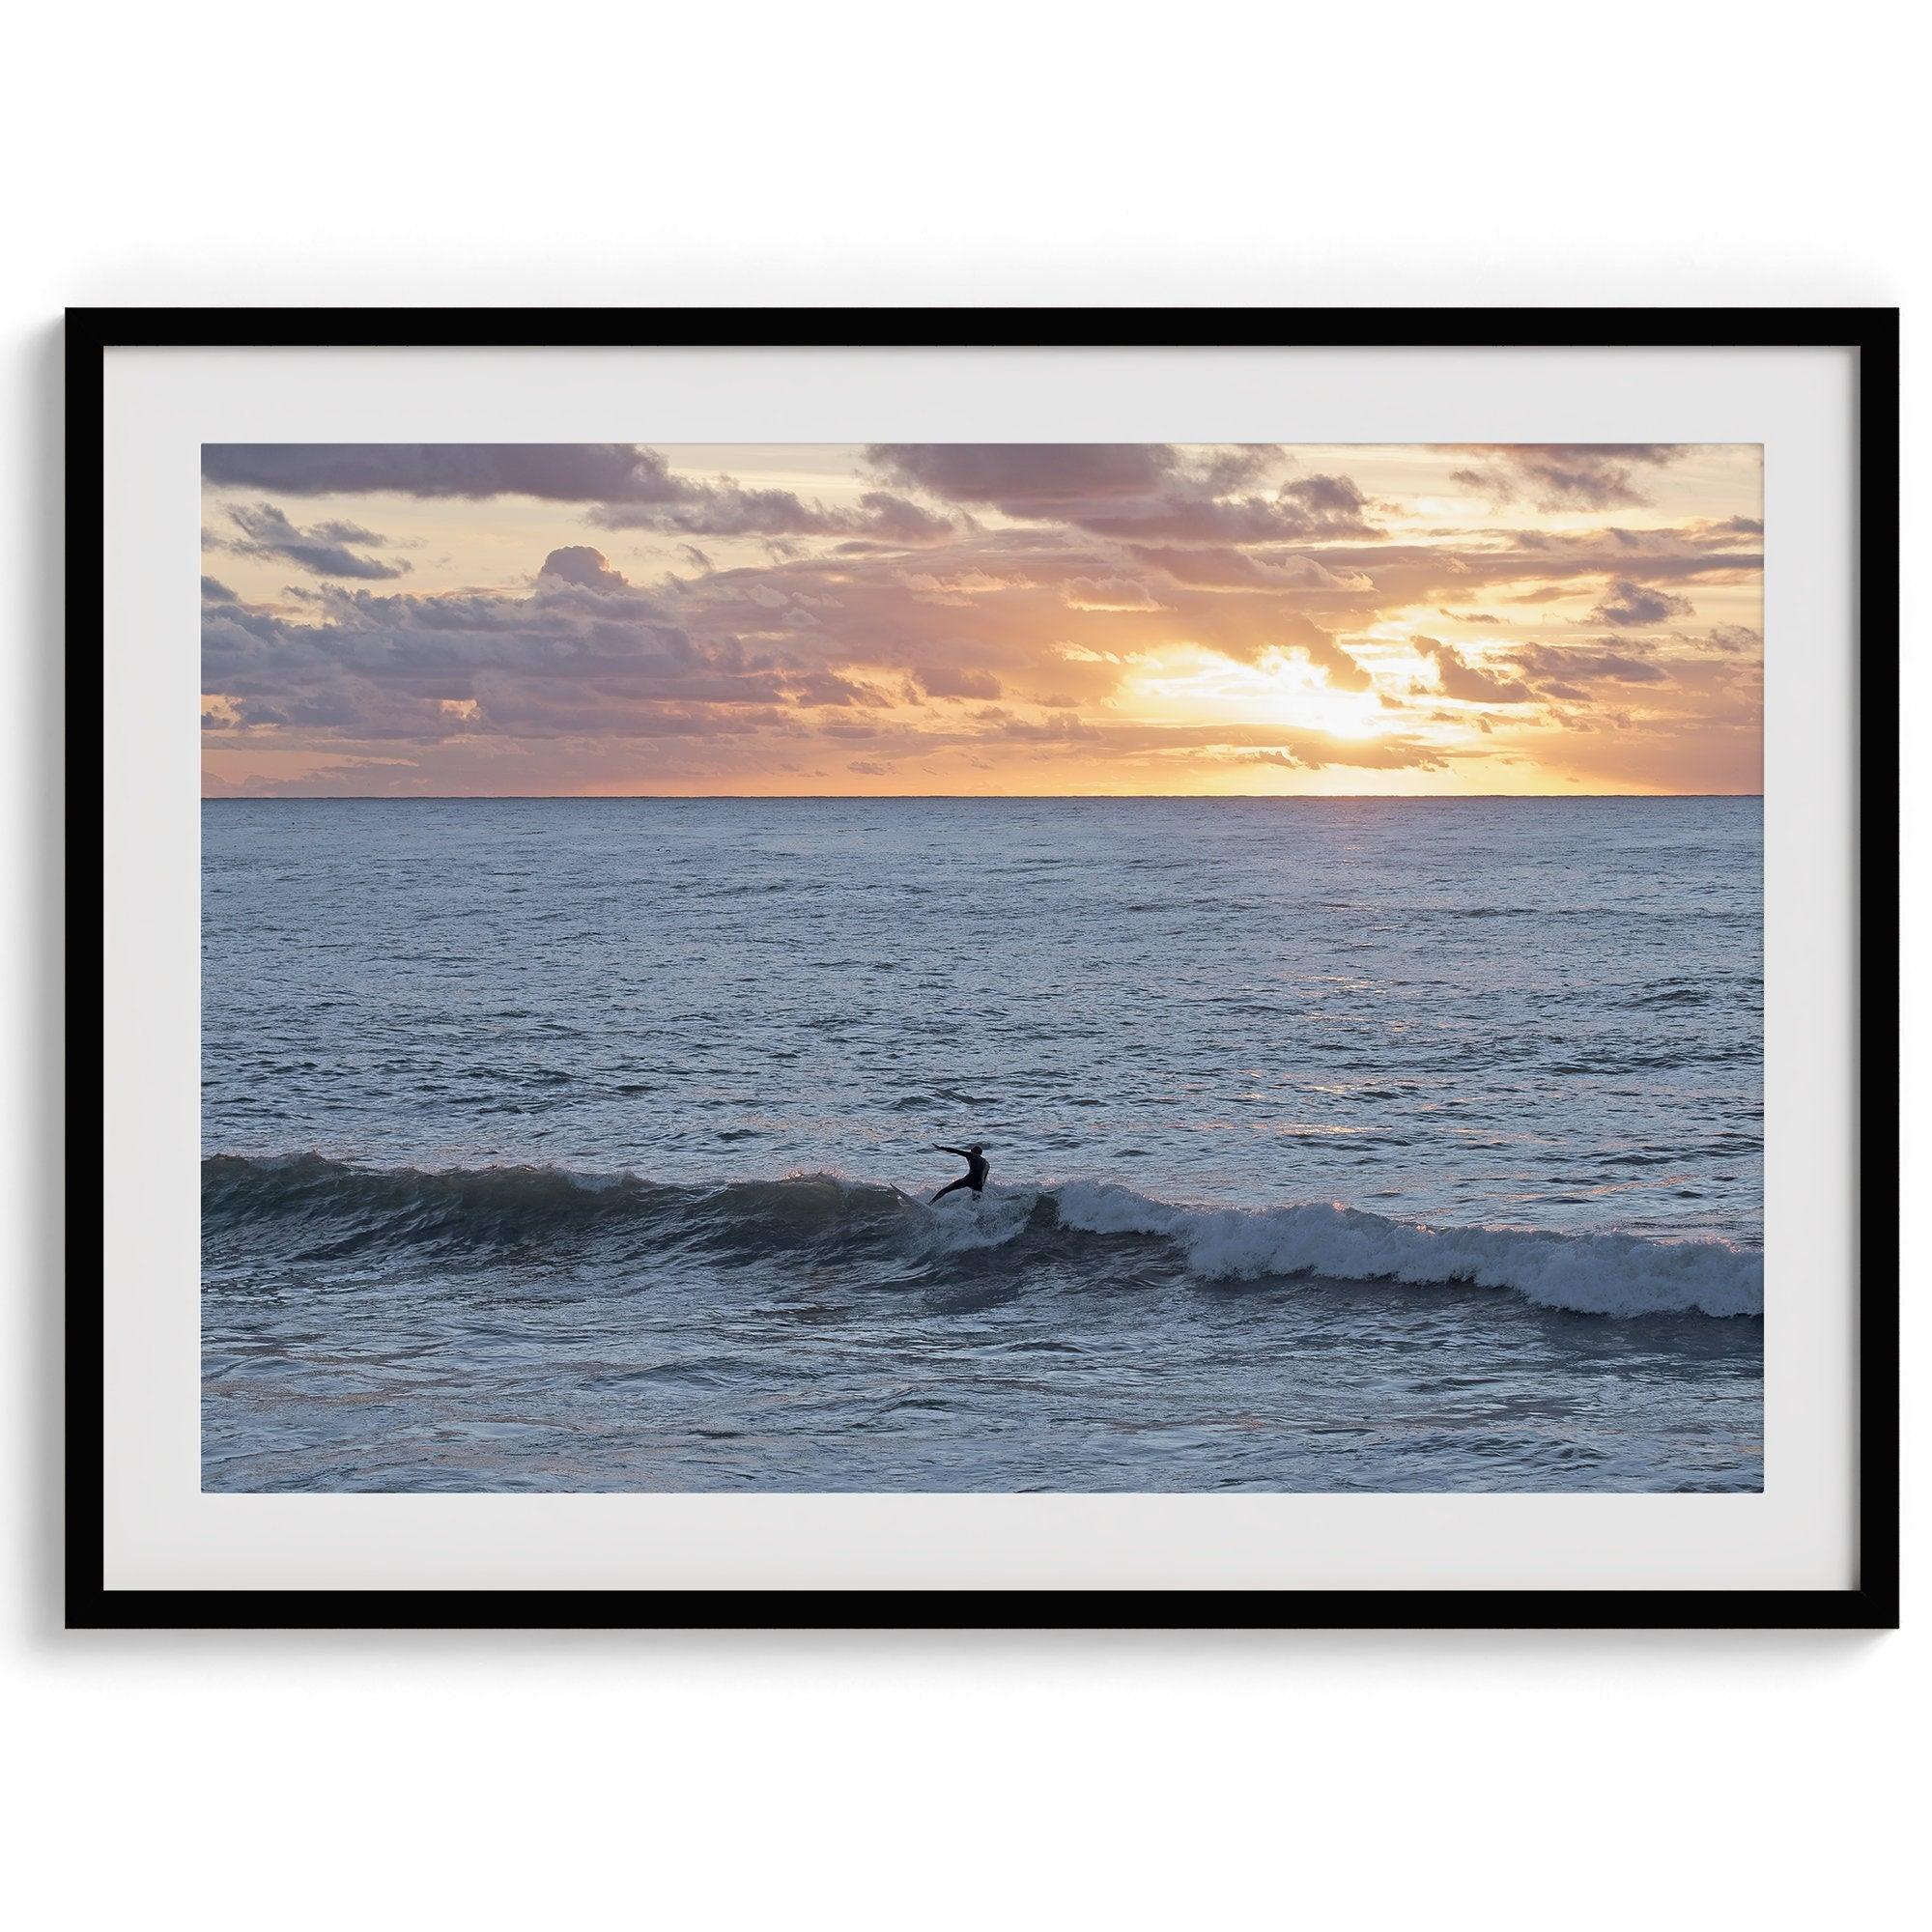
[1288, 527, 1757, 622]
[1065, 575, 1163, 611]
[586, 483, 958, 543]
[202, 443, 962, 546]
[202, 575, 238, 603]
[867, 443, 1174, 508]
[212, 502, 412, 580]
[866, 443, 1380, 543]
[978, 709, 1104, 744]
[538, 545, 629, 588]
[201, 563, 798, 748]
[1244, 734, 1448, 772]
[204, 443, 693, 502]
[1414, 637, 1535, 703]
[662, 527, 1386, 704]
[791, 671, 892, 708]
[914, 665, 1003, 699]
[1701, 624, 1762, 655]
[1127, 546, 1374, 592]
[850, 492, 958, 544]
[1451, 445, 1686, 510]
[1588, 578, 1695, 627]
[1509, 641, 1670, 686]
[1288, 637, 1372, 693]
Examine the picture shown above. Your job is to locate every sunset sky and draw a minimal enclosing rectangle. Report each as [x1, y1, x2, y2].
[201, 442, 1762, 796]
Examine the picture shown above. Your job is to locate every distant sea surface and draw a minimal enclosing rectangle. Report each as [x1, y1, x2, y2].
[202, 797, 1763, 1492]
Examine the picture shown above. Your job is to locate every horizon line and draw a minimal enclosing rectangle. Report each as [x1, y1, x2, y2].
[201, 791, 1766, 803]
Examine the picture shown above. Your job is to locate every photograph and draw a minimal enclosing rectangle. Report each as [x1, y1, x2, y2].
[198, 437, 1768, 1496]
[21, 9, 1916, 1918]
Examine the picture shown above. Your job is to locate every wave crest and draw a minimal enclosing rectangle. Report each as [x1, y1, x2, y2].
[1047, 1180, 1760, 1318]
[203, 1153, 1761, 1320]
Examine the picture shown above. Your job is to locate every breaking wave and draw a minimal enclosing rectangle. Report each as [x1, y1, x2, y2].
[202, 1153, 1763, 1321]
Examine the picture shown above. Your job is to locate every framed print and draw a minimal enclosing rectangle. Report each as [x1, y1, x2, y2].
[74, 308, 1898, 1629]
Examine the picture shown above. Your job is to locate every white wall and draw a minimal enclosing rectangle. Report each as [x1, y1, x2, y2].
[5, 6, 1918, 1926]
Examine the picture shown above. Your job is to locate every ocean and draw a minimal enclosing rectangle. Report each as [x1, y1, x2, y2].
[202, 796, 1763, 1492]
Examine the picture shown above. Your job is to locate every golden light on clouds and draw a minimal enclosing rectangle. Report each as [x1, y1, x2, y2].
[200, 442, 1763, 797]
[1119, 647, 1389, 740]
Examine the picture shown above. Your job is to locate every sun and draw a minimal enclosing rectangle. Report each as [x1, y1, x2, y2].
[1116, 644, 1391, 739]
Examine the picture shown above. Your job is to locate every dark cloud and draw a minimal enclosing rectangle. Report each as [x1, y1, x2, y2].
[204, 443, 690, 502]
[1189, 445, 1284, 493]
[202, 575, 238, 603]
[1509, 642, 1669, 686]
[850, 492, 958, 544]
[1299, 528, 1758, 616]
[1451, 445, 1686, 511]
[1415, 638, 1535, 704]
[213, 501, 411, 581]
[538, 545, 629, 589]
[978, 708, 1104, 744]
[914, 665, 1003, 699]
[1280, 474, 1371, 518]
[867, 443, 1173, 508]
[202, 443, 962, 546]
[587, 482, 958, 544]
[867, 443, 1379, 544]
[1588, 578, 1696, 627]
[201, 565, 795, 748]
[1701, 624, 1762, 655]
[790, 671, 892, 708]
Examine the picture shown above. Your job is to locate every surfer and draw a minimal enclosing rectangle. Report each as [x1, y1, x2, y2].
[931, 1143, 990, 1203]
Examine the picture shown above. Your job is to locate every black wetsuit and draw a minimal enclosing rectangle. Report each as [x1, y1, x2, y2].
[932, 1145, 989, 1202]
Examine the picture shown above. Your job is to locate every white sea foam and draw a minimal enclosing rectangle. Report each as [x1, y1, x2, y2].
[1046, 1180, 1763, 1319]
[915, 1183, 1044, 1253]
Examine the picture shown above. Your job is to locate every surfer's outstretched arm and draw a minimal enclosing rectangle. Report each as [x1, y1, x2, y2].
[931, 1177, 973, 1203]
[933, 1145, 971, 1160]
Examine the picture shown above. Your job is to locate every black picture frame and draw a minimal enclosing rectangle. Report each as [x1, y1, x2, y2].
[70, 306, 1900, 1632]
